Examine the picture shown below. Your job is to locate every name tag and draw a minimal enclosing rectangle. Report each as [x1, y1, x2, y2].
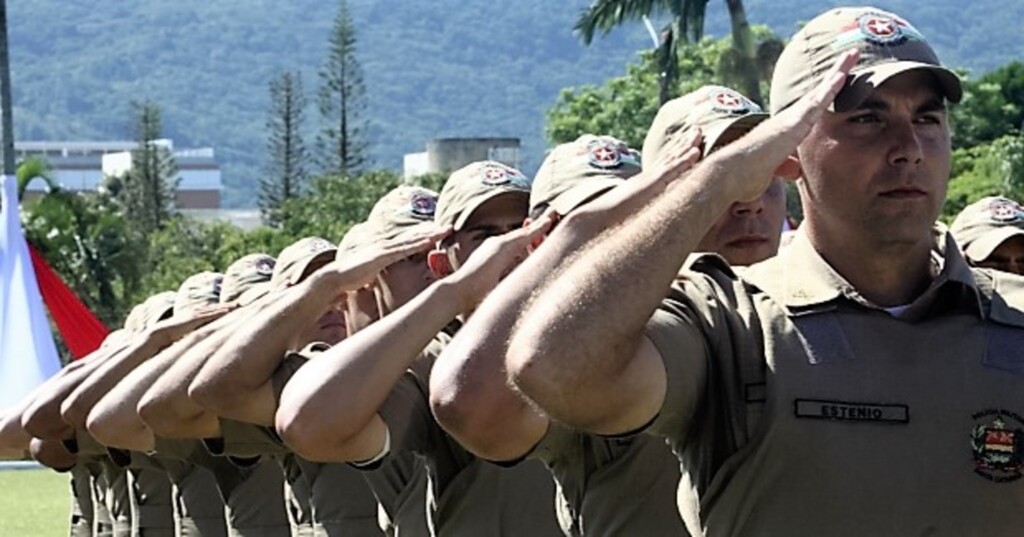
[795, 399, 909, 424]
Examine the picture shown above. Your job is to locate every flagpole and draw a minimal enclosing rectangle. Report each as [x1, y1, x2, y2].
[0, 0, 14, 177]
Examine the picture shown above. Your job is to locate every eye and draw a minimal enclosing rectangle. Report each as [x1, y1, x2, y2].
[914, 114, 943, 125]
[848, 113, 879, 124]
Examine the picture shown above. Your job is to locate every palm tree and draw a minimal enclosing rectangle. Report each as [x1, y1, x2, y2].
[575, 0, 770, 106]
[16, 155, 57, 199]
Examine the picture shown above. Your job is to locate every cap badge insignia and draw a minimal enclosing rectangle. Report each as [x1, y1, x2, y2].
[409, 193, 437, 219]
[971, 409, 1024, 483]
[587, 140, 624, 169]
[711, 89, 751, 114]
[856, 14, 909, 46]
[481, 165, 511, 186]
[987, 199, 1024, 223]
[255, 259, 275, 276]
[307, 238, 333, 253]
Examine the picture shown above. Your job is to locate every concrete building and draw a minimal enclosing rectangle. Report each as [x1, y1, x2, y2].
[17, 140, 223, 209]
[403, 137, 520, 179]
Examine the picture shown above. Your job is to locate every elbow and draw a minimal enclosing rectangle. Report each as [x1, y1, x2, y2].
[188, 374, 240, 418]
[506, 341, 556, 406]
[429, 382, 492, 455]
[59, 395, 88, 432]
[275, 405, 340, 462]
[136, 393, 173, 438]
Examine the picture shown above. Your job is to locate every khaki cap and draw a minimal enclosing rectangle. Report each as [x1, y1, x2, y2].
[770, 6, 962, 115]
[531, 135, 641, 215]
[950, 196, 1024, 262]
[337, 222, 375, 257]
[221, 253, 276, 304]
[100, 328, 131, 350]
[272, 237, 337, 286]
[174, 272, 224, 316]
[236, 282, 273, 307]
[130, 291, 176, 332]
[642, 85, 768, 169]
[435, 161, 531, 230]
[365, 186, 438, 242]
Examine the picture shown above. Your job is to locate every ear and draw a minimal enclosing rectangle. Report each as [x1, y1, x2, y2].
[774, 154, 802, 181]
[427, 249, 453, 278]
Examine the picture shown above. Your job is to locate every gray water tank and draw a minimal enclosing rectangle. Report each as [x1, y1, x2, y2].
[425, 138, 520, 173]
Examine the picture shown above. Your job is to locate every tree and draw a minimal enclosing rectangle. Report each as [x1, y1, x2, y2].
[951, 62, 1024, 149]
[574, 0, 776, 105]
[546, 30, 777, 148]
[943, 134, 1024, 222]
[317, 0, 369, 175]
[112, 101, 179, 235]
[262, 70, 309, 226]
[15, 155, 56, 199]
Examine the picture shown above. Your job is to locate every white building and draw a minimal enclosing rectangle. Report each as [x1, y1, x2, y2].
[17, 140, 223, 209]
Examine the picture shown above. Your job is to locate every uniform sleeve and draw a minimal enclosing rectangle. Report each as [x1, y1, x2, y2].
[375, 338, 448, 459]
[527, 421, 579, 467]
[643, 255, 758, 447]
[207, 418, 289, 458]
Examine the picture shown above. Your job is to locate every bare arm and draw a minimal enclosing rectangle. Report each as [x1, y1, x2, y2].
[276, 223, 542, 462]
[138, 311, 250, 439]
[21, 352, 115, 440]
[30, 437, 77, 471]
[62, 309, 228, 431]
[430, 143, 703, 460]
[193, 229, 446, 427]
[507, 53, 857, 435]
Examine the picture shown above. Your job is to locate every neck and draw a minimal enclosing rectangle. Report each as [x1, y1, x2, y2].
[805, 223, 936, 307]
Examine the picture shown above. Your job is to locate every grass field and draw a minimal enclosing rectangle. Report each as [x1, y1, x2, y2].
[0, 468, 70, 536]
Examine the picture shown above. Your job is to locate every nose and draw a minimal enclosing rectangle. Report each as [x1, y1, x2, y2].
[730, 194, 766, 218]
[887, 119, 924, 167]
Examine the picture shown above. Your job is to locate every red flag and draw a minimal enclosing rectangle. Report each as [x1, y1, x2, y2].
[28, 244, 109, 359]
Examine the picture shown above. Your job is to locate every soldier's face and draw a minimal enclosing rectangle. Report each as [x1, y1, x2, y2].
[976, 236, 1024, 275]
[796, 70, 951, 247]
[447, 194, 528, 270]
[376, 251, 436, 313]
[697, 177, 786, 266]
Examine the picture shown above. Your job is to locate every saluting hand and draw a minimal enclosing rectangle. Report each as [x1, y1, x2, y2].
[327, 225, 452, 291]
[449, 212, 557, 313]
[714, 49, 860, 203]
[148, 304, 237, 347]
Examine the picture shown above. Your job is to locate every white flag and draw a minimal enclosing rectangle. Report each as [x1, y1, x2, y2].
[0, 175, 60, 412]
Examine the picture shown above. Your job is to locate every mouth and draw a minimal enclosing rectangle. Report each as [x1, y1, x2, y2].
[726, 235, 770, 248]
[879, 187, 927, 199]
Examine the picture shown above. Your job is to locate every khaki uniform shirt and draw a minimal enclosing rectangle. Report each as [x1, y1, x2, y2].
[373, 334, 562, 537]
[530, 425, 687, 536]
[270, 347, 382, 537]
[211, 419, 315, 537]
[151, 438, 228, 537]
[645, 230, 1024, 536]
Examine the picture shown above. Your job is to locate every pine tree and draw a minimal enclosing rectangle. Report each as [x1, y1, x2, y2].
[317, 0, 368, 176]
[116, 101, 178, 235]
[261, 70, 308, 226]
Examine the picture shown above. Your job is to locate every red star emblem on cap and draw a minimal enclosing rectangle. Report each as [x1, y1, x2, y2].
[716, 92, 742, 108]
[587, 141, 622, 168]
[865, 17, 896, 37]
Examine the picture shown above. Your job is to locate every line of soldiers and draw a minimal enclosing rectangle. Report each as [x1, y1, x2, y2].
[3, 5, 1024, 536]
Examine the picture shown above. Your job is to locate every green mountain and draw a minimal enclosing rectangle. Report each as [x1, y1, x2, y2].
[9, 0, 1021, 207]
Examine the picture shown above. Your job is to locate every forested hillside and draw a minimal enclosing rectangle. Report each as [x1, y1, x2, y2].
[8, 0, 1021, 206]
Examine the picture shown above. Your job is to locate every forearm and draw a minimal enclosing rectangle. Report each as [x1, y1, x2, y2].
[191, 279, 336, 413]
[0, 412, 31, 450]
[22, 356, 111, 439]
[277, 279, 464, 460]
[61, 336, 167, 430]
[140, 323, 239, 438]
[430, 228, 597, 459]
[508, 163, 737, 428]
[86, 358, 167, 452]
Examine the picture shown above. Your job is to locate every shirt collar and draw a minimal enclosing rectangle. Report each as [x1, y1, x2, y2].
[750, 226, 983, 316]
